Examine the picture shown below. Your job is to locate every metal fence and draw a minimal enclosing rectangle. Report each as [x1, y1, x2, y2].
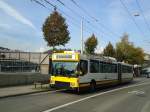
[0, 52, 49, 73]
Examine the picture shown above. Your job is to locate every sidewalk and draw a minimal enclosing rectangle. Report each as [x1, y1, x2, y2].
[0, 77, 147, 99]
[0, 84, 51, 99]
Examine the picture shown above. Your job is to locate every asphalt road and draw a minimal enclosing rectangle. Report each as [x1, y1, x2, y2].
[0, 78, 150, 112]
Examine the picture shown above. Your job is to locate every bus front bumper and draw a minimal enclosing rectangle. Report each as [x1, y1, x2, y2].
[50, 76, 79, 89]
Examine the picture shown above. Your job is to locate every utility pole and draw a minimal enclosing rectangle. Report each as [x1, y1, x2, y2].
[81, 20, 83, 54]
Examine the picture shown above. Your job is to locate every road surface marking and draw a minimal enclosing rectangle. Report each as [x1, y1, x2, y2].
[43, 82, 150, 112]
[128, 90, 138, 94]
[128, 90, 145, 95]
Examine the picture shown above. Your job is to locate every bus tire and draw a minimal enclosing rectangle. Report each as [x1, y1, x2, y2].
[90, 81, 96, 92]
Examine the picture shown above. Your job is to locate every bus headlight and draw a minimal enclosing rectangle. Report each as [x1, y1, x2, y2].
[70, 82, 76, 87]
[50, 80, 55, 84]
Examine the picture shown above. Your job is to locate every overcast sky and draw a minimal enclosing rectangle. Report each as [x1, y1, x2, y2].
[0, 0, 150, 53]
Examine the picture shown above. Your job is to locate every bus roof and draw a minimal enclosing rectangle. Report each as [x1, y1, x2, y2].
[80, 54, 117, 63]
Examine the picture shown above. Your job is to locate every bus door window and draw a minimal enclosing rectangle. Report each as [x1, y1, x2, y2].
[79, 60, 88, 75]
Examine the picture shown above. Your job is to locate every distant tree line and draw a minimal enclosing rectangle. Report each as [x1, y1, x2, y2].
[42, 10, 144, 65]
[103, 33, 144, 65]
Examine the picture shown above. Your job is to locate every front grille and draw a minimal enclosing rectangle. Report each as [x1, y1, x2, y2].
[55, 81, 70, 88]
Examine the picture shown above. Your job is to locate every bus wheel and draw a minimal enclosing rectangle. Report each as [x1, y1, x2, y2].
[90, 81, 96, 92]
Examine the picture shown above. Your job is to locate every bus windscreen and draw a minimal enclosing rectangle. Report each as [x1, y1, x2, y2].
[52, 62, 78, 77]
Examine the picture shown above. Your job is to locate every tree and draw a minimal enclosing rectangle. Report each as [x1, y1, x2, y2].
[84, 34, 98, 54]
[126, 47, 144, 64]
[116, 33, 131, 62]
[42, 10, 70, 49]
[103, 42, 115, 57]
[115, 33, 144, 64]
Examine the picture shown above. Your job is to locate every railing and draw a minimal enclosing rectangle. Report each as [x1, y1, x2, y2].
[0, 52, 42, 64]
[0, 65, 39, 73]
[0, 51, 50, 73]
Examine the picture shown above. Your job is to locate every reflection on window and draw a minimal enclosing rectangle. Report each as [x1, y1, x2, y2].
[52, 62, 78, 76]
[90, 60, 99, 73]
[122, 65, 132, 73]
[103, 63, 117, 73]
[79, 60, 88, 75]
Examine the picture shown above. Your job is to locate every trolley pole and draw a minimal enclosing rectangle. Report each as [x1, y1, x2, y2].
[81, 20, 83, 54]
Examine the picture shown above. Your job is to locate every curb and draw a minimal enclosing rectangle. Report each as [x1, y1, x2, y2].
[0, 89, 51, 99]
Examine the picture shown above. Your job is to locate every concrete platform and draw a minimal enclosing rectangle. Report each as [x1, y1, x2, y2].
[0, 84, 50, 99]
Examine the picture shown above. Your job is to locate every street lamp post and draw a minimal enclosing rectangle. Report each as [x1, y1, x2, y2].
[81, 20, 83, 54]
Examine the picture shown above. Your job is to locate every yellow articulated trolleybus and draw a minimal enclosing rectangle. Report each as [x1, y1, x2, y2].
[50, 51, 133, 92]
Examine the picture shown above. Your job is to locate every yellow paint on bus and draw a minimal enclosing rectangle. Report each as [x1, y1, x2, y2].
[50, 76, 79, 88]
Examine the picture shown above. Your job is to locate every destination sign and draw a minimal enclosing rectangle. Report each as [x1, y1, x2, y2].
[52, 53, 79, 61]
[56, 54, 73, 59]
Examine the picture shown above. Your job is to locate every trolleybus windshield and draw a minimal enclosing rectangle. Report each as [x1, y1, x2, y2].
[52, 62, 78, 77]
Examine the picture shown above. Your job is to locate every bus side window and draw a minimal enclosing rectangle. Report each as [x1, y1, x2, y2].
[127, 66, 132, 73]
[122, 65, 132, 73]
[112, 64, 117, 73]
[103, 63, 107, 73]
[90, 60, 99, 73]
[80, 60, 88, 75]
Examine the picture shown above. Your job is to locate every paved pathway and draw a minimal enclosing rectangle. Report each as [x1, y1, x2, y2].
[0, 84, 50, 98]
